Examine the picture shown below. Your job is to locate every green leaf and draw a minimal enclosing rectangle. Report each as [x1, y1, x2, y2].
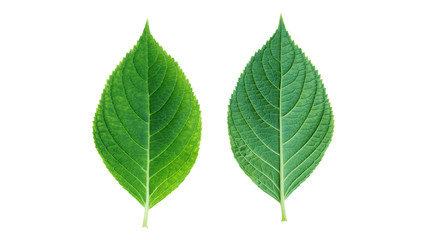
[227, 16, 334, 221]
[93, 21, 202, 228]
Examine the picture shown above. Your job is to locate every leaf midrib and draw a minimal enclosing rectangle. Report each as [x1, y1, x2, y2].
[279, 21, 285, 215]
[144, 31, 151, 222]
[278, 19, 297, 220]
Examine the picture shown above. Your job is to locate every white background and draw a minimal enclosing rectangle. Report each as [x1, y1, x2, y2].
[1, 0, 426, 239]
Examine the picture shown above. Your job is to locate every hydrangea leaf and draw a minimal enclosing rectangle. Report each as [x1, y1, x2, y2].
[93, 21, 202, 228]
[228, 16, 334, 221]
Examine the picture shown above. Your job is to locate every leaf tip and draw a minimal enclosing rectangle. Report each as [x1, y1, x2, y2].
[144, 19, 150, 34]
[279, 14, 285, 29]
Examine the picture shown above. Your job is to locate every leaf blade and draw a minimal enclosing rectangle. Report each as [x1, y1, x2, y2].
[228, 16, 334, 221]
[93, 22, 201, 228]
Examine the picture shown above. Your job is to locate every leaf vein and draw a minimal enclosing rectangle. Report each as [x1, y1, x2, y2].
[283, 111, 332, 196]
[229, 112, 280, 192]
[150, 88, 194, 161]
[149, 104, 200, 179]
[282, 66, 318, 145]
[230, 99, 280, 174]
[94, 123, 146, 204]
[149, 134, 199, 202]
[282, 88, 327, 169]
[281, 59, 308, 118]
[243, 71, 280, 132]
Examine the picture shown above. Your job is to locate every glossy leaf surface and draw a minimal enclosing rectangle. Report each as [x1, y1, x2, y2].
[93, 22, 202, 227]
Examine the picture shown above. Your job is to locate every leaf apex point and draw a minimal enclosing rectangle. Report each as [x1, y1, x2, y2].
[144, 20, 151, 34]
[279, 14, 285, 28]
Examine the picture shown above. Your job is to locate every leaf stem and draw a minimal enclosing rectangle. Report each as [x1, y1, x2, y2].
[280, 198, 287, 221]
[143, 206, 149, 228]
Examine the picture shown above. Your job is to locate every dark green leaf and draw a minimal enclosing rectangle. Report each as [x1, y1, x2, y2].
[228, 16, 334, 221]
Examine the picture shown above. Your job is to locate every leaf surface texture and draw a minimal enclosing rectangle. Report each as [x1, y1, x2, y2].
[227, 16, 334, 221]
[93, 22, 201, 227]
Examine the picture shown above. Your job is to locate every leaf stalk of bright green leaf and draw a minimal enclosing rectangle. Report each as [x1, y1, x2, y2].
[143, 204, 149, 228]
[280, 198, 287, 221]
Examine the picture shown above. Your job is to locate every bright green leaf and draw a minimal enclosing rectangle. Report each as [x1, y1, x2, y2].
[93, 21, 202, 228]
[227, 16, 334, 221]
